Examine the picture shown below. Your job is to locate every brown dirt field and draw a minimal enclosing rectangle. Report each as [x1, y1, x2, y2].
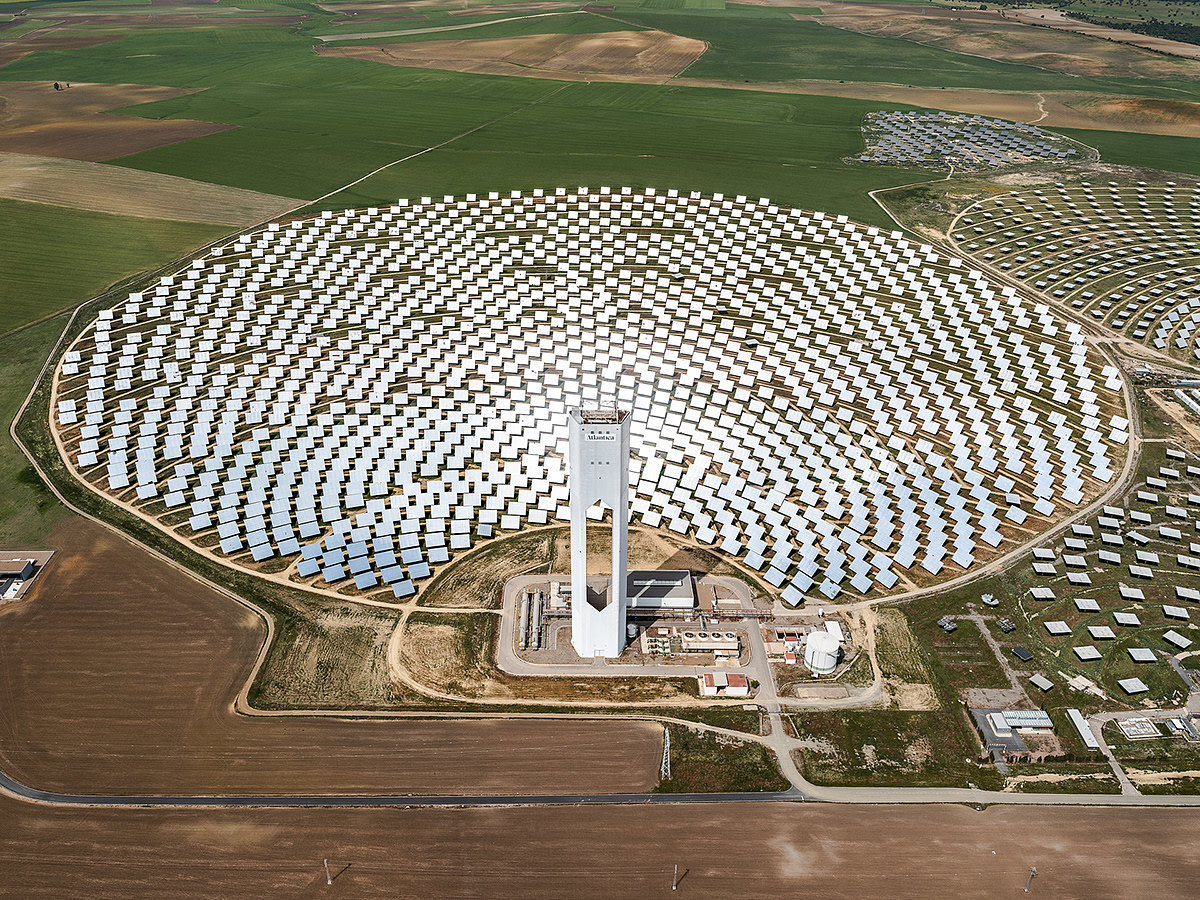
[317, 0, 418, 11]
[0, 29, 120, 68]
[806, 2, 1200, 79]
[448, 2, 576, 15]
[1010, 7, 1200, 62]
[0, 81, 231, 162]
[20, 11, 307, 25]
[0, 151, 303, 224]
[1064, 96, 1200, 130]
[2, 799, 1200, 897]
[400, 611, 691, 701]
[0, 516, 660, 795]
[551, 524, 753, 581]
[418, 529, 553, 608]
[319, 29, 705, 82]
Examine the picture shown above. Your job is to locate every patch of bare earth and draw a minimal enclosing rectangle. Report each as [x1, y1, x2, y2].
[804, 2, 1200, 78]
[0, 516, 661, 795]
[399, 612, 692, 702]
[319, 29, 705, 82]
[6, 800, 1200, 895]
[0, 29, 120, 68]
[1064, 97, 1200, 130]
[0, 151, 303, 224]
[1010, 7, 1200, 62]
[448, 2, 578, 15]
[0, 81, 231, 161]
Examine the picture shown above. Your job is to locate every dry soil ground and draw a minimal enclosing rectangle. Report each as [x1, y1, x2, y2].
[2, 796, 1200, 897]
[0, 29, 120, 68]
[800, 1, 1200, 77]
[0, 151, 303, 224]
[319, 29, 705, 82]
[0, 81, 230, 161]
[1009, 7, 1200, 62]
[0, 516, 660, 795]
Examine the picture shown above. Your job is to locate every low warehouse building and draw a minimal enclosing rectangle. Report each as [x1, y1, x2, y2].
[698, 671, 750, 697]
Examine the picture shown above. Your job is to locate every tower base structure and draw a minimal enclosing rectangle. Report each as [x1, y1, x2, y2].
[567, 407, 632, 659]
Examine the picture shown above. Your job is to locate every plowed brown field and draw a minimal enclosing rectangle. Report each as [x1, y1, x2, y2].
[0, 30, 119, 68]
[0, 517, 660, 796]
[2, 796, 1199, 897]
[0, 81, 230, 161]
[800, 1, 1200, 78]
[0, 151, 303, 224]
[319, 29, 705, 82]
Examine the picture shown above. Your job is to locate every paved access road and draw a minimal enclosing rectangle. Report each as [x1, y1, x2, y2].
[0, 765, 802, 808]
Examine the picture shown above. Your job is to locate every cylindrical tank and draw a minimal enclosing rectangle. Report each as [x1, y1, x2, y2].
[530, 590, 543, 650]
[518, 594, 530, 651]
[627, 623, 639, 641]
[804, 631, 840, 675]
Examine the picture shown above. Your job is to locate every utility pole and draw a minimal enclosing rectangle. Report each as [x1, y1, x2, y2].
[672, 864, 679, 891]
[324, 859, 333, 886]
[1024, 865, 1037, 893]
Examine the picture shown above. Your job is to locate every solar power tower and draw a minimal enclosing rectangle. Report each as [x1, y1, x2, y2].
[568, 407, 633, 658]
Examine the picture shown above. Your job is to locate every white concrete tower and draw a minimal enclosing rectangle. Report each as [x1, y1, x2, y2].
[568, 407, 632, 658]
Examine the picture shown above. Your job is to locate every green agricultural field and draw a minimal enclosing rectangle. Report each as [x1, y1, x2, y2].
[311, 83, 936, 226]
[0, 25, 938, 225]
[1050, 128, 1200, 178]
[0, 16, 59, 39]
[0, 198, 227, 334]
[317, 11, 630, 44]
[0, 318, 69, 545]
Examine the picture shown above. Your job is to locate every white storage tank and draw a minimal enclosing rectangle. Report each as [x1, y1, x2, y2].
[804, 631, 840, 675]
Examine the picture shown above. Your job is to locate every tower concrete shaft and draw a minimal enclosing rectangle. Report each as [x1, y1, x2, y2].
[568, 407, 631, 658]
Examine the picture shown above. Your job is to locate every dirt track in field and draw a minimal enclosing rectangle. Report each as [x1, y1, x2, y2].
[319, 29, 705, 82]
[0, 81, 230, 162]
[0, 516, 660, 796]
[0, 151, 303, 224]
[2, 796, 1199, 897]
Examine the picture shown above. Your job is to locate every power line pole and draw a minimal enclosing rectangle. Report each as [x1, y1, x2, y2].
[672, 864, 679, 891]
[324, 859, 333, 886]
[1024, 866, 1037, 893]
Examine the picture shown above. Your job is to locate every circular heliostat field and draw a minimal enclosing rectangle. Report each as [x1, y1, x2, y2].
[54, 188, 1127, 603]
